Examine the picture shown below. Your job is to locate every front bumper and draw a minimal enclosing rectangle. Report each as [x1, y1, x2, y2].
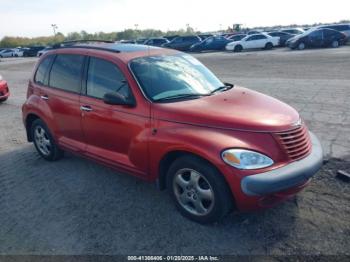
[241, 132, 323, 196]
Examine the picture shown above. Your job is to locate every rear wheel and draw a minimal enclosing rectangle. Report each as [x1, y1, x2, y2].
[297, 42, 305, 50]
[167, 155, 233, 224]
[265, 42, 273, 50]
[233, 45, 243, 52]
[31, 119, 64, 161]
[331, 40, 339, 48]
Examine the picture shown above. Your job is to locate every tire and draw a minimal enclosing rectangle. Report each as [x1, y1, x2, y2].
[31, 119, 64, 161]
[331, 40, 339, 48]
[0, 98, 7, 103]
[233, 45, 243, 52]
[166, 155, 233, 224]
[265, 42, 273, 50]
[297, 42, 305, 50]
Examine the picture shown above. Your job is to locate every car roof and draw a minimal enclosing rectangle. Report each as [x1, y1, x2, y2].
[47, 42, 179, 63]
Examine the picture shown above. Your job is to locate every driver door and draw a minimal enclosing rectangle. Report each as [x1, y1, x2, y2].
[308, 30, 324, 47]
[80, 56, 149, 177]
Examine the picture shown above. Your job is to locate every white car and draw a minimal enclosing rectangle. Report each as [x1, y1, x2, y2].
[0, 49, 16, 58]
[13, 48, 24, 57]
[225, 33, 279, 52]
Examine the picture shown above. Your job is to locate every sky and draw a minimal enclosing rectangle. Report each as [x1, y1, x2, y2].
[0, 0, 349, 38]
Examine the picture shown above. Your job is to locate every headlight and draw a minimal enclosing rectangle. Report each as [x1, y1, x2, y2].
[221, 149, 274, 170]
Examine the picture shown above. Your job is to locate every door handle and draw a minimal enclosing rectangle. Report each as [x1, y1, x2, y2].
[80, 105, 92, 112]
[40, 95, 49, 100]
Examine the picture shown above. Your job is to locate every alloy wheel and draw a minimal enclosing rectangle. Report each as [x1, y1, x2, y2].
[34, 126, 51, 156]
[173, 168, 215, 216]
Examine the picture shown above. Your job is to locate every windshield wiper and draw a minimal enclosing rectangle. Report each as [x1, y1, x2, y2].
[210, 82, 234, 94]
[153, 93, 209, 102]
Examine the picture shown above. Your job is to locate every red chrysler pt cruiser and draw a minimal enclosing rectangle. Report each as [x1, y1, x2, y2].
[22, 41, 323, 223]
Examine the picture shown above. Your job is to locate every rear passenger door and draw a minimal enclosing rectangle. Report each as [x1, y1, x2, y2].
[42, 53, 86, 152]
[79, 56, 149, 177]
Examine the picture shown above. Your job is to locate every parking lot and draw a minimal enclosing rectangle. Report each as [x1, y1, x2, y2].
[0, 47, 349, 255]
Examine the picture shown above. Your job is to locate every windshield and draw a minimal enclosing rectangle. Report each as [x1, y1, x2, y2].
[130, 54, 224, 101]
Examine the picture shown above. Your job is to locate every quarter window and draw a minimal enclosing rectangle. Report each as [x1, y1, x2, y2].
[86, 57, 131, 100]
[49, 54, 84, 93]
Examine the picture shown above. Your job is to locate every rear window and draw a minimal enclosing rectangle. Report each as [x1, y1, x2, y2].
[49, 54, 84, 93]
[34, 55, 54, 85]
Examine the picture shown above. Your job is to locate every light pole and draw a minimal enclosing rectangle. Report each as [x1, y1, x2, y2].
[51, 24, 58, 36]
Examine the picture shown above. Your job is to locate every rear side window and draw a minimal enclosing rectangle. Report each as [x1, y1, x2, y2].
[34, 55, 54, 85]
[49, 54, 84, 93]
[86, 57, 131, 100]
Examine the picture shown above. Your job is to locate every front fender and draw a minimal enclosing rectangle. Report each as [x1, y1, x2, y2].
[148, 120, 284, 182]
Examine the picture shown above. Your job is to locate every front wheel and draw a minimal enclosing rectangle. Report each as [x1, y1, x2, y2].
[297, 42, 305, 50]
[233, 45, 243, 52]
[31, 119, 64, 161]
[167, 155, 233, 224]
[331, 40, 339, 48]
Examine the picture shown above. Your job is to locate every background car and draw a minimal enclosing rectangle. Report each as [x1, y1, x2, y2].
[162, 35, 201, 51]
[247, 30, 262, 35]
[268, 31, 296, 46]
[287, 28, 348, 50]
[189, 36, 232, 52]
[0, 49, 16, 58]
[317, 24, 350, 38]
[198, 34, 213, 40]
[225, 33, 279, 52]
[37, 47, 54, 56]
[143, 38, 169, 47]
[163, 35, 179, 42]
[13, 48, 24, 57]
[118, 40, 136, 44]
[135, 38, 148, 44]
[23, 46, 45, 57]
[281, 28, 305, 35]
[0, 74, 10, 102]
[227, 34, 247, 42]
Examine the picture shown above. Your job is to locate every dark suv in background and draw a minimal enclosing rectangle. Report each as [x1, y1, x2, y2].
[318, 24, 350, 38]
[162, 35, 201, 51]
[23, 46, 45, 57]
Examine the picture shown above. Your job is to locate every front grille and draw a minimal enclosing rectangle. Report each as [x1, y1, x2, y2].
[275, 125, 312, 161]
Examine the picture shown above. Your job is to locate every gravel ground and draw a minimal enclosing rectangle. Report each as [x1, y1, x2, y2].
[0, 48, 349, 256]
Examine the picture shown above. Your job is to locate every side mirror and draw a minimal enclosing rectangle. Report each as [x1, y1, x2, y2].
[103, 92, 136, 107]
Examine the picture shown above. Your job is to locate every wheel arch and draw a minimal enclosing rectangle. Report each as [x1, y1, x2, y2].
[157, 149, 237, 210]
[25, 113, 41, 142]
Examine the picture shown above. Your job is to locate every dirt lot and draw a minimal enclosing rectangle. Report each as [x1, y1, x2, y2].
[0, 47, 349, 256]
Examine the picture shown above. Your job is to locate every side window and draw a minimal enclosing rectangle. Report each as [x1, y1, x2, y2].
[256, 35, 267, 40]
[309, 30, 323, 38]
[49, 54, 84, 93]
[34, 55, 54, 85]
[246, 36, 254, 41]
[86, 57, 131, 100]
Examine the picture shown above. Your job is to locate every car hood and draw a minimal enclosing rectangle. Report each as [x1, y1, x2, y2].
[153, 86, 300, 132]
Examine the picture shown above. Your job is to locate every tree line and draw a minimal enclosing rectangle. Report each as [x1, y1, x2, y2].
[0, 27, 198, 48]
